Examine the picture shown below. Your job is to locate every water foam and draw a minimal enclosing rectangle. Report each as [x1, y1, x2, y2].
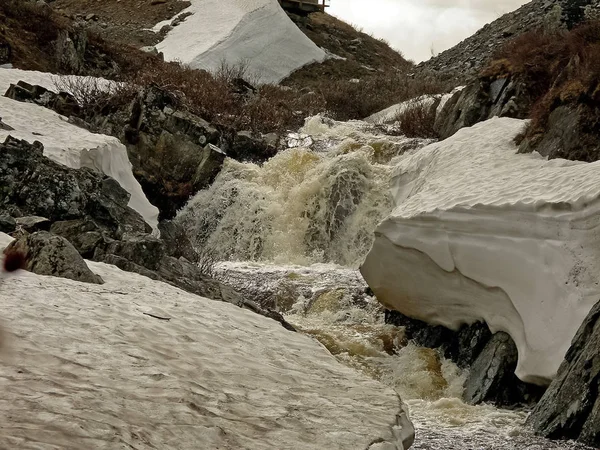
[177, 116, 428, 267]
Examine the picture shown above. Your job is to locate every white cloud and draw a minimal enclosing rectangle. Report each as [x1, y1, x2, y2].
[328, 0, 529, 62]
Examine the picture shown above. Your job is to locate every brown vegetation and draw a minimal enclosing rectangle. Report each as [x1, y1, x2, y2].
[482, 21, 600, 152]
[394, 100, 438, 139]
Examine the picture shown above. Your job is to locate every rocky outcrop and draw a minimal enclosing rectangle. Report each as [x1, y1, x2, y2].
[434, 75, 531, 139]
[0, 136, 150, 238]
[528, 300, 600, 447]
[5, 80, 80, 117]
[518, 104, 600, 162]
[5, 231, 103, 284]
[415, 0, 598, 82]
[360, 117, 600, 385]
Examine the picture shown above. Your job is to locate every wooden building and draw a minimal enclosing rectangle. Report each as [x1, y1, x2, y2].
[278, 0, 330, 14]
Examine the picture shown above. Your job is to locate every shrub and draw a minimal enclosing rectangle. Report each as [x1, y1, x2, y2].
[394, 99, 438, 139]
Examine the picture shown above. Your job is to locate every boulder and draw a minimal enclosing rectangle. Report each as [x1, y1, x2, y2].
[528, 300, 600, 447]
[54, 28, 87, 74]
[518, 105, 600, 162]
[464, 332, 544, 407]
[121, 86, 226, 220]
[4, 80, 80, 117]
[157, 219, 198, 262]
[5, 232, 103, 284]
[50, 219, 105, 258]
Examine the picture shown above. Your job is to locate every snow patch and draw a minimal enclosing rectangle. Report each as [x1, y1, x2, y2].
[0, 69, 159, 231]
[0, 241, 412, 449]
[154, 0, 327, 84]
[361, 117, 600, 384]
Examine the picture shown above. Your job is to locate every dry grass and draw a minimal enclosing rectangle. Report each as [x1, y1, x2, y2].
[394, 100, 438, 139]
[483, 21, 600, 138]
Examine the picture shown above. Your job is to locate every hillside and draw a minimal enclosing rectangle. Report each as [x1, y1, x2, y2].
[415, 0, 600, 83]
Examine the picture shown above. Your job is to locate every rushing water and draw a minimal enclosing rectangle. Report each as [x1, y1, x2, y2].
[178, 116, 592, 449]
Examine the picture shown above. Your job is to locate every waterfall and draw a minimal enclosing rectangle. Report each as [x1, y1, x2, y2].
[176, 116, 431, 268]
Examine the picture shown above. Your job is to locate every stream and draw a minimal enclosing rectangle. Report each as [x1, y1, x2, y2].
[176, 116, 593, 449]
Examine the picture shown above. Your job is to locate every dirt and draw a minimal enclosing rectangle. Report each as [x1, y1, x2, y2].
[52, 0, 190, 47]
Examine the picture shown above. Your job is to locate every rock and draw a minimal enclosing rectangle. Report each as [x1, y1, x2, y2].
[0, 117, 14, 131]
[0, 136, 150, 239]
[226, 130, 277, 163]
[464, 332, 544, 407]
[5, 80, 81, 118]
[0, 214, 16, 233]
[15, 216, 51, 233]
[99, 235, 165, 271]
[434, 75, 530, 139]
[519, 105, 600, 162]
[54, 28, 87, 74]
[5, 232, 103, 284]
[50, 219, 105, 258]
[158, 219, 198, 262]
[528, 300, 600, 447]
[0, 41, 11, 65]
[120, 86, 226, 220]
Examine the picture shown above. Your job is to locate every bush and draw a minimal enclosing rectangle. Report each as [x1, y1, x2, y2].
[394, 99, 438, 139]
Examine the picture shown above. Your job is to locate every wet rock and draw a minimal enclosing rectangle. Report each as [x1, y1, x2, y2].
[528, 300, 600, 447]
[5, 231, 103, 284]
[15, 216, 51, 233]
[464, 332, 544, 407]
[0, 41, 11, 65]
[385, 310, 542, 406]
[158, 219, 198, 262]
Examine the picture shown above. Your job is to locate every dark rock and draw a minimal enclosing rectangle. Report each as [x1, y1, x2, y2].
[5, 81, 81, 118]
[0, 41, 11, 65]
[435, 75, 531, 139]
[519, 105, 600, 162]
[50, 219, 105, 258]
[119, 86, 226, 220]
[158, 219, 198, 262]
[0, 117, 14, 131]
[226, 130, 278, 163]
[98, 235, 165, 271]
[5, 231, 103, 284]
[385, 310, 542, 406]
[464, 332, 545, 407]
[54, 27, 87, 74]
[0, 136, 149, 238]
[528, 300, 600, 447]
[0, 214, 16, 234]
[15, 216, 51, 233]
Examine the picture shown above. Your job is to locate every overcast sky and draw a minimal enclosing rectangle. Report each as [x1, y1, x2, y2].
[328, 0, 530, 62]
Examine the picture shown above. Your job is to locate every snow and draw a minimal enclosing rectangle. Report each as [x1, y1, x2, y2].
[154, 0, 327, 84]
[365, 87, 464, 125]
[0, 232, 413, 449]
[361, 117, 600, 385]
[0, 69, 159, 231]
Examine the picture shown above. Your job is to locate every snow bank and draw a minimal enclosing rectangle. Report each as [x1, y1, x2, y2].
[0, 233, 413, 449]
[0, 69, 159, 231]
[361, 117, 600, 385]
[154, 0, 327, 84]
[365, 88, 464, 125]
